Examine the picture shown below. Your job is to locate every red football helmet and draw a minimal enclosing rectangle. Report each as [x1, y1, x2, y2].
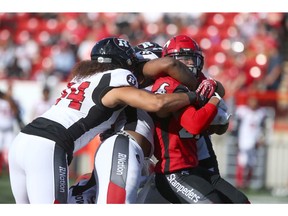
[162, 35, 204, 76]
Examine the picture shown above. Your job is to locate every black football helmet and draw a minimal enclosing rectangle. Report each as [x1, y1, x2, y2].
[162, 35, 204, 76]
[90, 37, 138, 71]
[134, 41, 163, 58]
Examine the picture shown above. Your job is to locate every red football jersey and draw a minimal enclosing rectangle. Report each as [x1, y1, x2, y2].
[151, 76, 217, 173]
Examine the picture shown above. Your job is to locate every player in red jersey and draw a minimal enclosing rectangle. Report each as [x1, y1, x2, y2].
[152, 34, 250, 203]
[151, 36, 223, 203]
[152, 73, 223, 203]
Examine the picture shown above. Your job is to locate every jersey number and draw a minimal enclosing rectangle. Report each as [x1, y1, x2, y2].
[55, 81, 91, 110]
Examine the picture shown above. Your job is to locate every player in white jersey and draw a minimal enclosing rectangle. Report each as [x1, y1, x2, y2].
[93, 49, 159, 204]
[70, 45, 182, 204]
[8, 37, 203, 204]
[234, 96, 267, 189]
[69, 105, 155, 204]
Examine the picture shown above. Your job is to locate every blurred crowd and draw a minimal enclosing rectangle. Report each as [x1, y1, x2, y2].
[0, 12, 288, 100]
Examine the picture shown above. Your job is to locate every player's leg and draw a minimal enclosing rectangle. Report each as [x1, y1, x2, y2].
[28, 142, 68, 203]
[155, 168, 223, 204]
[94, 133, 144, 203]
[210, 173, 251, 203]
[124, 137, 144, 203]
[8, 133, 29, 203]
[236, 151, 247, 188]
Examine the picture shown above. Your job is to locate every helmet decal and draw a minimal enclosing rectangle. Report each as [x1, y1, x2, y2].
[134, 41, 163, 58]
[117, 38, 131, 48]
[136, 51, 159, 62]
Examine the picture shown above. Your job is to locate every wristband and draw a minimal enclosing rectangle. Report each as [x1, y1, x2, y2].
[186, 92, 197, 104]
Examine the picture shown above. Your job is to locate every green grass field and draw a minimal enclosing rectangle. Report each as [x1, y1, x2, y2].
[0, 172, 14, 203]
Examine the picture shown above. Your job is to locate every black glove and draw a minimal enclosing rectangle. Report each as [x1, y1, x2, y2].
[175, 84, 207, 108]
[186, 91, 207, 108]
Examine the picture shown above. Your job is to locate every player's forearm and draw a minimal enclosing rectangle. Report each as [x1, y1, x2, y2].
[143, 57, 197, 91]
[179, 103, 218, 135]
[164, 58, 197, 91]
[154, 92, 196, 117]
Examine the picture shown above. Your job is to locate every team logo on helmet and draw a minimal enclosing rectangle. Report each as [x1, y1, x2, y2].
[134, 41, 163, 58]
[136, 51, 159, 62]
[116, 38, 131, 48]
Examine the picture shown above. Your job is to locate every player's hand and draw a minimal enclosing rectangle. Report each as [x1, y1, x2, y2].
[196, 78, 217, 99]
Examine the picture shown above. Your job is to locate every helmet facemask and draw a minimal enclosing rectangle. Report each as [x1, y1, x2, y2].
[170, 51, 204, 78]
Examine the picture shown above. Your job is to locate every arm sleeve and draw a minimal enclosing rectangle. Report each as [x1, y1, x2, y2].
[178, 103, 218, 135]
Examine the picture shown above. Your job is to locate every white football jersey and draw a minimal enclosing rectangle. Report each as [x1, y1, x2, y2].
[39, 68, 138, 153]
[235, 105, 266, 150]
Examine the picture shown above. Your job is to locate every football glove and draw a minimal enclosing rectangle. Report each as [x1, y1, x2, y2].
[196, 78, 218, 100]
